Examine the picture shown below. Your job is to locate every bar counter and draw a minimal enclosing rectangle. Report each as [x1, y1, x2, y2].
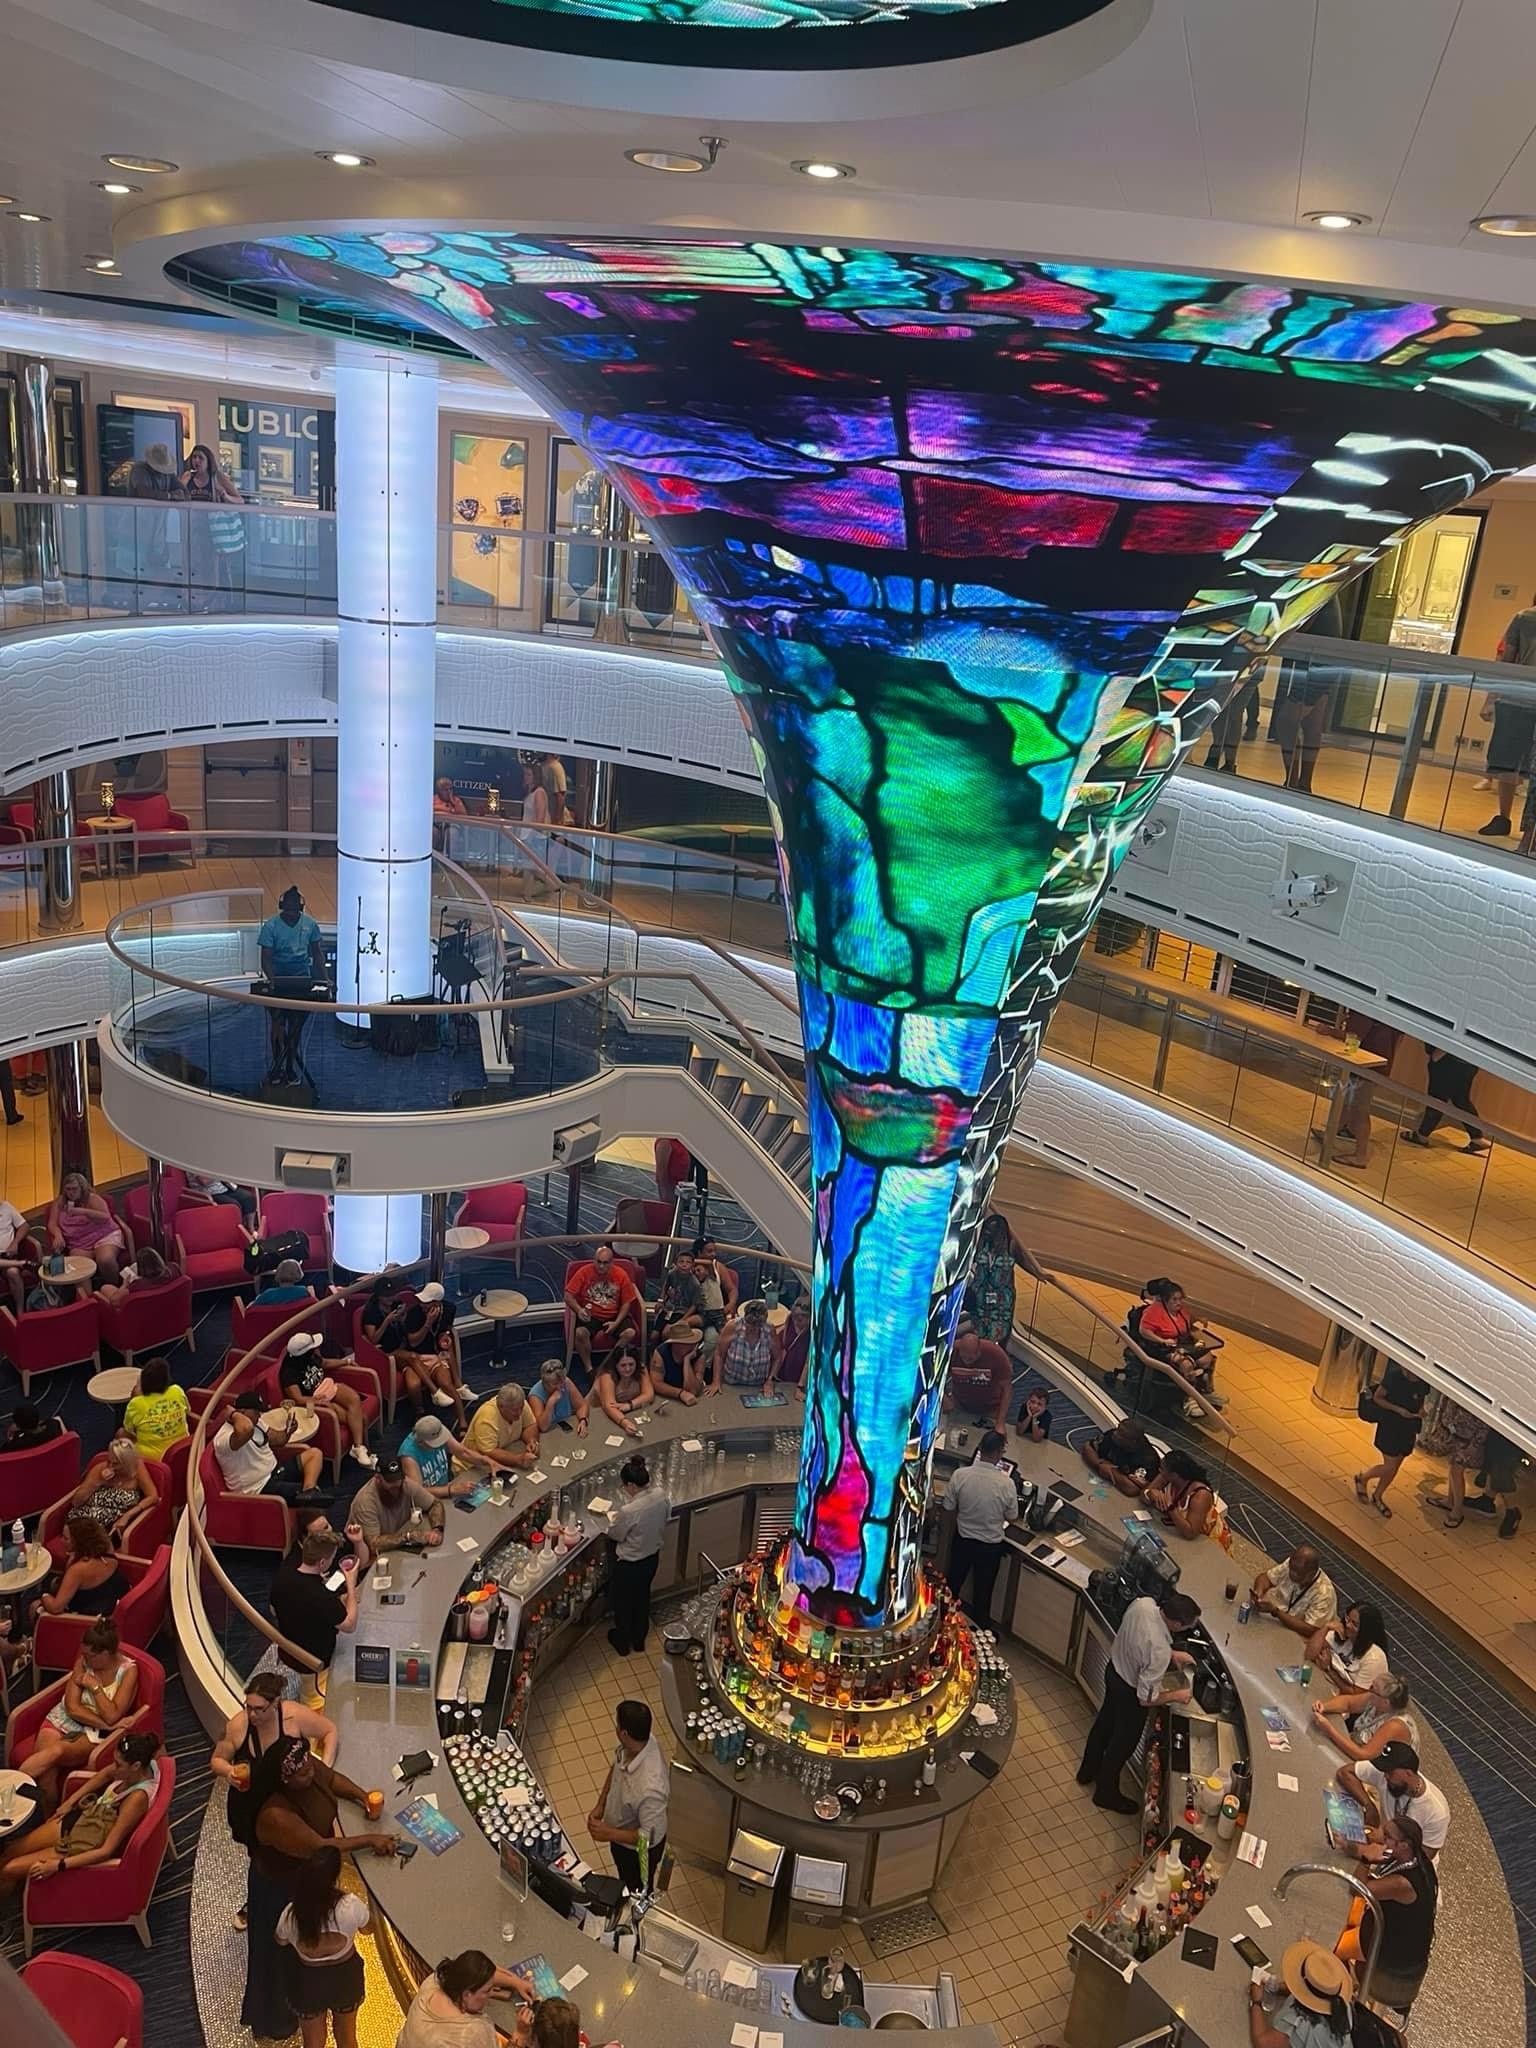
[319, 1392, 1373, 2048]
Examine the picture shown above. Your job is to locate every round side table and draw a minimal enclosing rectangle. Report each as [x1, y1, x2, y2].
[0, 1769, 40, 1841]
[475, 1288, 529, 1370]
[88, 1365, 142, 1409]
[45, 1254, 98, 1294]
[85, 814, 135, 877]
[0, 1542, 52, 1602]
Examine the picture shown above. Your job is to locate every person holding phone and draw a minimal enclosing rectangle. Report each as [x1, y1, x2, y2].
[270, 1530, 359, 1688]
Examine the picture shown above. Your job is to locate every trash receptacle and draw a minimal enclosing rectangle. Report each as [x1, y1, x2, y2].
[784, 1852, 848, 1964]
[722, 1828, 785, 1952]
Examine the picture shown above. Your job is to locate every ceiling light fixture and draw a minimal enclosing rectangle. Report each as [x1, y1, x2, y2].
[84, 261, 121, 277]
[103, 154, 178, 175]
[793, 160, 856, 181]
[0, 196, 14, 209]
[1304, 209, 1369, 231]
[8, 211, 50, 224]
[626, 134, 725, 175]
[316, 150, 376, 169]
[1473, 213, 1536, 237]
[94, 179, 142, 196]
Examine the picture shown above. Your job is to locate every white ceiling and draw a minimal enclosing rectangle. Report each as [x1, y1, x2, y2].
[3, 0, 1536, 310]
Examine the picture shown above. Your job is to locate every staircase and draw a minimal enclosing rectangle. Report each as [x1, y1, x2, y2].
[686, 1042, 812, 1197]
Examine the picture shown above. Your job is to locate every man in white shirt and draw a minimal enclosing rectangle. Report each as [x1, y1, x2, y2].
[1339, 1742, 1451, 1860]
[213, 1389, 326, 1498]
[1078, 1590, 1202, 1813]
[0, 1196, 31, 1312]
[944, 1430, 1018, 1623]
[1252, 1544, 1337, 1637]
[588, 1699, 669, 1894]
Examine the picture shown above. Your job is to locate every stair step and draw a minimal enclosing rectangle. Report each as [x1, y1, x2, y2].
[778, 1133, 811, 1179]
[688, 1051, 718, 1088]
[709, 1070, 746, 1110]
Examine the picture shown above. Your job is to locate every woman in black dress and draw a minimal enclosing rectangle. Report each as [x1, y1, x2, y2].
[1354, 1362, 1426, 1519]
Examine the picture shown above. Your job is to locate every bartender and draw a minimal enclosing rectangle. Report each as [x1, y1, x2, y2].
[943, 1429, 1017, 1622]
[1077, 1589, 1201, 1813]
[588, 1699, 669, 1894]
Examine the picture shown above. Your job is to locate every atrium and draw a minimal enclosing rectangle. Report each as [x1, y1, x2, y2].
[0, 5, 1534, 2048]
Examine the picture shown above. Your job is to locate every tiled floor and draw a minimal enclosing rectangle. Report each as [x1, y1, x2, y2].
[523, 1620, 1145, 2048]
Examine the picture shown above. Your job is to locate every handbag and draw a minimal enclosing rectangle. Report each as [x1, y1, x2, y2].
[1357, 1384, 1383, 1424]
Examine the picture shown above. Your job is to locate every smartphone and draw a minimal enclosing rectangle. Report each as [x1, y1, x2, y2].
[396, 1841, 419, 1865]
[1232, 1935, 1269, 1969]
[381, 1592, 406, 1606]
[324, 1569, 347, 1592]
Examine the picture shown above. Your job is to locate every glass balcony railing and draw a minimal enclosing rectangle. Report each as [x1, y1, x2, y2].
[7, 494, 1536, 862]
[0, 493, 706, 653]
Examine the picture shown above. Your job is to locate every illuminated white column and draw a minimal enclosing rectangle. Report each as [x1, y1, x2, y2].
[333, 345, 437, 1272]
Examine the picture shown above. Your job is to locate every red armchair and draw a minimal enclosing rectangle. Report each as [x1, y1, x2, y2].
[230, 1293, 321, 1368]
[21, 1953, 145, 2048]
[156, 1434, 192, 1521]
[562, 1254, 646, 1365]
[256, 1359, 380, 1482]
[23, 1753, 177, 1954]
[97, 1272, 193, 1369]
[196, 1435, 290, 1553]
[120, 1168, 197, 1256]
[112, 1543, 170, 1652]
[351, 1304, 401, 1423]
[117, 1458, 173, 1563]
[0, 1428, 81, 1521]
[455, 1180, 527, 1275]
[175, 1205, 250, 1292]
[33, 1551, 150, 1677]
[6, 1645, 166, 1770]
[258, 1190, 332, 1276]
[0, 1298, 101, 1397]
[113, 791, 191, 867]
[40, 1455, 168, 1567]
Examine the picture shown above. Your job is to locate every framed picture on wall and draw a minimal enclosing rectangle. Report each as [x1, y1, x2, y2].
[114, 391, 197, 456]
[257, 445, 295, 488]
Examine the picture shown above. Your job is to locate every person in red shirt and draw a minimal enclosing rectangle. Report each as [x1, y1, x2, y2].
[1135, 1278, 1227, 1416]
[564, 1241, 642, 1376]
[943, 1320, 1012, 1431]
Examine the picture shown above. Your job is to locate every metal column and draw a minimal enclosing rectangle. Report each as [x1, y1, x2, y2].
[32, 770, 83, 934]
[46, 1039, 93, 1187]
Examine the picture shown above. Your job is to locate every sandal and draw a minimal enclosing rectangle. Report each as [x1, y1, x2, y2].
[1352, 1474, 1370, 1503]
[1443, 1515, 1465, 1529]
[1374, 1499, 1392, 1519]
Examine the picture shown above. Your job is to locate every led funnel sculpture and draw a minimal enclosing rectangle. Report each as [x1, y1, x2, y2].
[176, 235, 1536, 1630]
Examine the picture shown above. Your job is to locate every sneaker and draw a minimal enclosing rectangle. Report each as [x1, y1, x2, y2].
[431, 1388, 456, 1408]
[1093, 1792, 1140, 1816]
[1499, 1506, 1522, 1540]
[1183, 1399, 1204, 1421]
[1479, 814, 1513, 836]
[1465, 1493, 1498, 1515]
[351, 1444, 377, 1468]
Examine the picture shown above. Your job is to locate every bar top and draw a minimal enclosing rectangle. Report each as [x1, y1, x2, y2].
[323, 1392, 1367, 2048]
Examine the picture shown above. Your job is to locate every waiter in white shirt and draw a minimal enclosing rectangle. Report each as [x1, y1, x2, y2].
[1077, 1589, 1202, 1813]
[607, 1455, 671, 1656]
[944, 1430, 1018, 1622]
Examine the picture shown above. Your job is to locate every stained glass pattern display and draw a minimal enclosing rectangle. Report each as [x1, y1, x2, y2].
[175, 233, 1536, 1626]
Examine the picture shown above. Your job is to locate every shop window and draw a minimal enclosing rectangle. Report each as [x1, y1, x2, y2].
[448, 431, 526, 610]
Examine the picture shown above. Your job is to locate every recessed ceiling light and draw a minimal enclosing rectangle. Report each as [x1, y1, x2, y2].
[84, 261, 121, 277]
[1304, 209, 1369, 231]
[103, 154, 178, 175]
[8, 211, 50, 224]
[625, 135, 725, 176]
[94, 179, 142, 197]
[316, 150, 375, 169]
[0, 196, 14, 209]
[793, 160, 856, 181]
[1473, 213, 1536, 237]
[626, 148, 708, 174]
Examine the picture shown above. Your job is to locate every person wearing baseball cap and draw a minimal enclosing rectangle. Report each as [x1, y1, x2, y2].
[350, 1456, 445, 1552]
[277, 1329, 375, 1469]
[214, 1387, 327, 1499]
[1247, 1938, 1351, 2047]
[397, 1412, 492, 1499]
[1337, 1739, 1450, 1860]
[375, 1279, 468, 1422]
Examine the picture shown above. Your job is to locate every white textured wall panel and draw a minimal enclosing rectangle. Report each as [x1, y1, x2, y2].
[1109, 772, 1536, 1080]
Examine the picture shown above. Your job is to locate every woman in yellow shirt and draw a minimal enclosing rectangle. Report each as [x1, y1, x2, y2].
[122, 1355, 191, 1460]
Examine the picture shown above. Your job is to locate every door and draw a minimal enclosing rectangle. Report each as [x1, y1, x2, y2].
[203, 741, 288, 848]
